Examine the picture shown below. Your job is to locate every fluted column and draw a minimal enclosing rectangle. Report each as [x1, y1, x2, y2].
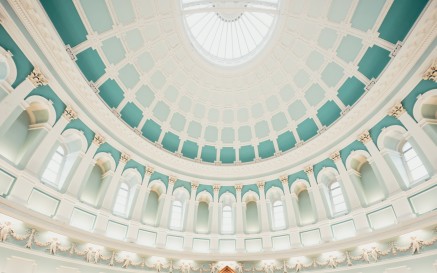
[27, 106, 78, 175]
[0, 67, 48, 128]
[185, 182, 198, 232]
[280, 175, 297, 227]
[235, 184, 244, 234]
[358, 130, 402, 194]
[304, 166, 327, 220]
[389, 102, 437, 172]
[211, 184, 220, 234]
[329, 151, 362, 209]
[132, 167, 154, 221]
[257, 181, 270, 232]
[159, 176, 176, 228]
[66, 133, 105, 197]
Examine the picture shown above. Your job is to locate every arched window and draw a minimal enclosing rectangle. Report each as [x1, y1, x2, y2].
[329, 181, 346, 214]
[113, 183, 130, 216]
[272, 200, 285, 230]
[402, 142, 428, 182]
[41, 145, 66, 188]
[222, 205, 233, 234]
[170, 200, 184, 230]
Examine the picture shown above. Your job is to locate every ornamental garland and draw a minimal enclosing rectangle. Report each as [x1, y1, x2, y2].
[0, 220, 436, 272]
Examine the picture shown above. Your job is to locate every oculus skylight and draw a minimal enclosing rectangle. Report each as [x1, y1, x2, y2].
[181, 0, 280, 66]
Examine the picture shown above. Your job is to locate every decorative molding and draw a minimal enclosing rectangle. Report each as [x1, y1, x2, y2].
[234, 184, 242, 191]
[257, 181, 265, 189]
[27, 66, 48, 87]
[279, 175, 288, 185]
[213, 184, 220, 193]
[191, 182, 199, 190]
[169, 176, 177, 185]
[388, 102, 406, 119]
[304, 166, 313, 175]
[145, 166, 154, 176]
[329, 151, 341, 162]
[62, 105, 78, 121]
[92, 134, 105, 146]
[120, 153, 130, 164]
[358, 130, 371, 144]
[423, 59, 437, 82]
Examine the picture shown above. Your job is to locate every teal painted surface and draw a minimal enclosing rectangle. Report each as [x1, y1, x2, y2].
[336, 35, 362, 63]
[124, 160, 145, 180]
[40, 0, 88, 47]
[99, 79, 125, 109]
[220, 147, 236, 164]
[143, 190, 159, 225]
[219, 186, 236, 198]
[327, 0, 353, 23]
[181, 140, 198, 159]
[351, 0, 386, 32]
[258, 140, 275, 159]
[317, 100, 341, 127]
[0, 26, 33, 88]
[119, 64, 140, 89]
[340, 140, 368, 165]
[378, 0, 428, 44]
[26, 85, 66, 121]
[75, 48, 106, 82]
[141, 119, 161, 142]
[265, 179, 283, 193]
[321, 62, 344, 87]
[305, 84, 325, 106]
[245, 201, 259, 233]
[297, 118, 318, 141]
[63, 119, 94, 148]
[173, 179, 191, 194]
[101, 37, 126, 65]
[369, 115, 405, 144]
[96, 142, 121, 167]
[120, 102, 143, 128]
[277, 131, 296, 152]
[201, 145, 216, 163]
[135, 85, 155, 108]
[196, 201, 209, 232]
[196, 184, 213, 197]
[402, 80, 437, 118]
[242, 184, 259, 197]
[79, 0, 113, 33]
[149, 171, 169, 188]
[313, 158, 337, 179]
[239, 145, 255, 163]
[162, 132, 180, 153]
[288, 171, 307, 186]
[337, 77, 366, 106]
[358, 46, 391, 79]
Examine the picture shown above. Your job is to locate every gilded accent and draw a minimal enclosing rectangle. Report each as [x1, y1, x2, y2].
[62, 105, 78, 121]
[92, 134, 105, 146]
[234, 184, 242, 191]
[191, 182, 199, 190]
[257, 181, 265, 189]
[279, 175, 288, 185]
[423, 59, 437, 82]
[388, 102, 406, 119]
[304, 166, 313, 174]
[27, 67, 48, 87]
[120, 153, 130, 164]
[169, 176, 177, 184]
[145, 166, 154, 176]
[330, 151, 341, 162]
[213, 184, 220, 192]
[358, 130, 371, 144]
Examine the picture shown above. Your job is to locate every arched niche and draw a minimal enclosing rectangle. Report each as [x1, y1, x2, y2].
[0, 96, 55, 168]
[169, 187, 190, 230]
[142, 179, 166, 226]
[377, 125, 431, 188]
[195, 190, 212, 234]
[346, 151, 387, 206]
[291, 179, 316, 226]
[242, 190, 260, 234]
[266, 186, 286, 230]
[317, 167, 348, 217]
[0, 46, 17, 86]
[113, 168, 142, 218]
[40, 128, 88, 192]
[413, 89, 437, 145]
[220, 192, 236, 234]
[79, 152, 116, 208]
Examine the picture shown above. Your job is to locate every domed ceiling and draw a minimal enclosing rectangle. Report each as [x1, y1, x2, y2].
[41, 0, 424, 165]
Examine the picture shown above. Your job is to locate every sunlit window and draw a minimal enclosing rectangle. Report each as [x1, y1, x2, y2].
[402, 142, 428, 182]
[170, 200, 184, 230]
[181, 0, 280, 65]
[222, 205, 233, 233]
[329, 182, 347, 214]
[113, 183, 130, 216]
[41, 145, 66, 189]
[272, 200, 285, 229]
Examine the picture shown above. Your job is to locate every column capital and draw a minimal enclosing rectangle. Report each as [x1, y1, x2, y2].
[388, 102, 406, 119]
[62, 105, 78, 121]
[145, 166, 154, 176]
[357, 130, 371, 144]
[27, 67, 48, 87]
[279, 175, 288, 185]
[120, 153, 130, 164]
[257, 181, 265, 189]
[92, 133, 105, 146]
[213, 184, 220, 193]
[329, 151, 341, 162]
[168, 176, 177, 185]
[423, 59, 437, 82]
[191, 182, 199, 191]
[304, 165, 313, 175]
[234, 184, 242, 191]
